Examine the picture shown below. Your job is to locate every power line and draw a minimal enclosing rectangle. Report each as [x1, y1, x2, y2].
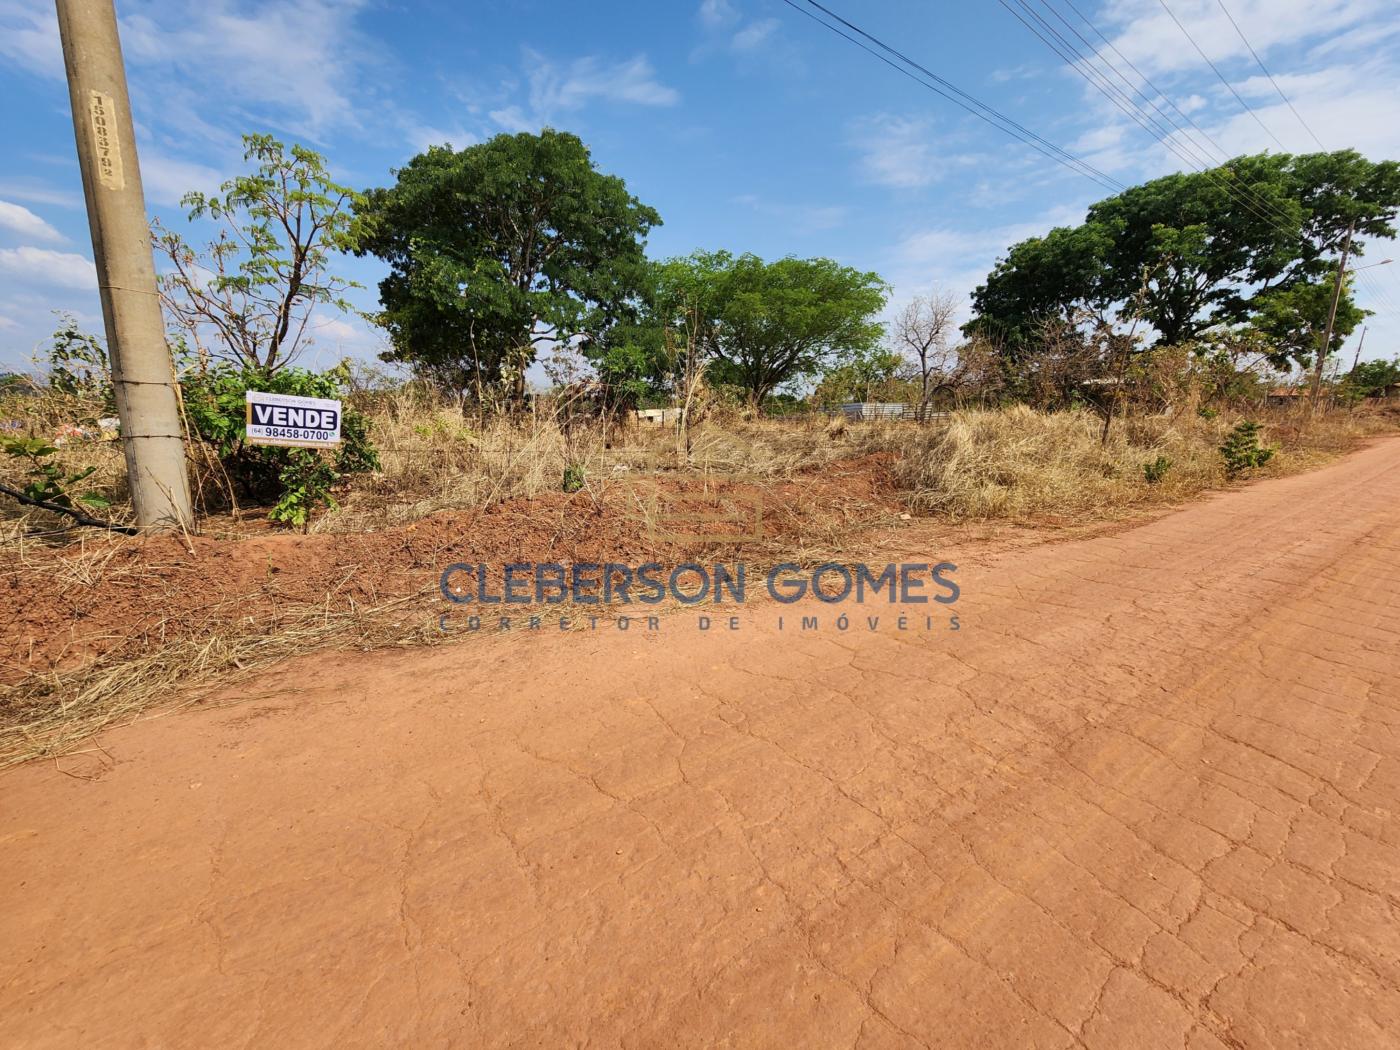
[777, 0, 1126, 193]
[1048, 0, 1322, 235]
[1005, 1, 1235, 179]
[1061, 0, 1236, 165]
[1155, 0, 1289, 151]
[1028, 0, 1218, 166]
[998, 0, 1303, 235]
[1214, 0, 1327, 150]
[784, 0, 1362, 320]
[1002, 0, 1198, 161]
[1355, 269, 1400, 316]
[1050, 0, 1314, 232]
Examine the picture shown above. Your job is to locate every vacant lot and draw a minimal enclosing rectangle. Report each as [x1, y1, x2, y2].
[3, 402, 1393, 766]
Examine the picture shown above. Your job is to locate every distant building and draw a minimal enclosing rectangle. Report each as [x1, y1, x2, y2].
[837, 402, 911, 421]
[635, 407, 681, 425]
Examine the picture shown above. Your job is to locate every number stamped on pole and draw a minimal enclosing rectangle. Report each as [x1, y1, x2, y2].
[87, 91, 124, 190]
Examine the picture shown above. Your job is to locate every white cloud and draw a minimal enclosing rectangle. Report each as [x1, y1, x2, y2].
[1097, 0, 1384, 78]
[853, 117, 936, 189]
[886, 203, 1092, 319]
[699, 0, 738, 29]
[990, 63, 1041, 84]
[731, 18, 778, 52]
[405, 125, 478, 154]
[0, 1, 62, 78]
[120, 0, 374, 138]
[0, 200, 64, 243]
[137, 152, 228, 208]
[851, 116, 978, 190]
[487, 105, 536, 134]
[0, 315, 17, 331]
[1, 2, 375, 138]
[1206, 63, 1400, 157]
[696, 1, 782, 57]
[895, 205, 1101, 267]
[1022, 1, 1400, 182]
[0, 246, 97, 290]
[487, 50, 680, 131]
[526, 51, 679, 113]
[0, 181, 82, 210]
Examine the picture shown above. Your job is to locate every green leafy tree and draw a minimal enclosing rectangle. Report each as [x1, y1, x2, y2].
[968, 151, 1400, 357]
[1346, 356, 1400, 397]
[586, 319, 673, 409]
[656, 251, 888, 406]
[1249, 269, 1367, 370]
[1283, 150, 1400, 281]
[968, 223, 1116, 354]
[355, 130, 661, 402]
[154, 134, 362, 373]
[813, 347, 906, 406]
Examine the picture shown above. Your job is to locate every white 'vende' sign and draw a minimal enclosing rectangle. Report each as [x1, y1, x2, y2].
[245, 391, 342, 448]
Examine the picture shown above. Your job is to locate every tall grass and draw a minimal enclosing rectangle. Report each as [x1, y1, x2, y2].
[3, 383, 1395, 542]
[311, 393, 902, 532]
[892, 403, 1392, 520]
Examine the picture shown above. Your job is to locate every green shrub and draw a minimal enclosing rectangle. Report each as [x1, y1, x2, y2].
[562, 464, 585, 493]
[1219, 420, 1274, 477]
[0, 435, 109, 510]
[44, 314, 114, 409]
[1142, 455, 1172, 484]
[181, 363, 379, 526]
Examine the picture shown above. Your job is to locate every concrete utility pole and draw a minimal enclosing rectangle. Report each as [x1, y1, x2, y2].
[1350, 326, 1368, 374]
[55, 0, 193, 530]
[1310, 221, 1354, 412]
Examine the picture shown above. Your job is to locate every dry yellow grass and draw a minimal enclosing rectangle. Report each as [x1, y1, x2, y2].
[310, 394, 903, 532]
[5, 383, 1396, 541]
[0, 593, 438, 770]
[892, 403, 1395, 520]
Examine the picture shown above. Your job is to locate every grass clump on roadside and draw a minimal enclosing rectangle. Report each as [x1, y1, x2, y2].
[889, 403, 1390, 521]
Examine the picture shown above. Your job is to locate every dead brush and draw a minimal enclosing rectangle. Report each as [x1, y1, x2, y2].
[890, 403, 1393, 521]
[676, 417, 901, 478]
[0, 592, 442, 769]
[0, 389, 134, 535]
[314, 398, 906, 529]
[313, 397, 614, 532]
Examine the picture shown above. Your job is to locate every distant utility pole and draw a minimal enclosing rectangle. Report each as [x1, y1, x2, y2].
[1350, 326, 1368, 374]
[1310, 220, 1354, 412]
[55, 0, 192, 530]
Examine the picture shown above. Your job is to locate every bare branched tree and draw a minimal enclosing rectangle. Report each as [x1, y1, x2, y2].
[893, 289, 960, 421]
[153, 134, 361, 374]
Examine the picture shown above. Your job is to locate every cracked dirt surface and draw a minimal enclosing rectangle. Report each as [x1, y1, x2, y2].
[3, 439, 1400, 1049]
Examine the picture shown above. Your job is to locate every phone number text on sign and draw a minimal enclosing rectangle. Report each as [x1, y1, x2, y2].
[245, 391, 343, 449]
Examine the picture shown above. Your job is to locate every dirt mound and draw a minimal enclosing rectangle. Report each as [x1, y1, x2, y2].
[1, 456, 903, 680]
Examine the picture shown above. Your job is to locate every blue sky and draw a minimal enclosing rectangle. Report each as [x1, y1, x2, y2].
[2, 0, 1400, 375]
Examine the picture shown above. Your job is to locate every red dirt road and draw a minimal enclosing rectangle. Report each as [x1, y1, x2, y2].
[4, 440, 1400, 1049]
